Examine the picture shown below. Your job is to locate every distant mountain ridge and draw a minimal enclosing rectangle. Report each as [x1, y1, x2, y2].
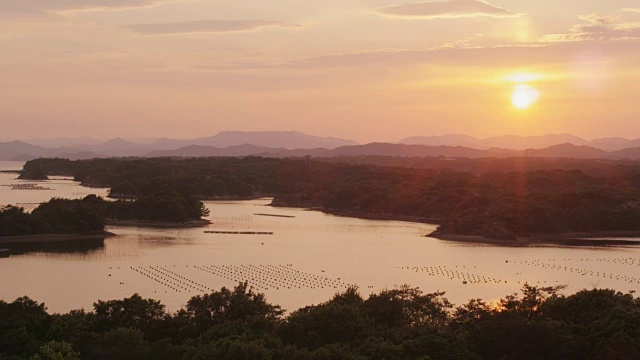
[195, 131, 357, 149]
[134, 142, 640, 160]
[146, 144, 277, 158]
[0, 131, 359, 161]
[4, 132, 640, 162]
[399, 134, 640, 152]
[149, 131, 358, 150]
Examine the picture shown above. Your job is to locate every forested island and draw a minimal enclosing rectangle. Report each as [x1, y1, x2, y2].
[2, 283, 640, 359]
[20, 157, 640, 243]
[0, 193, 209, 239]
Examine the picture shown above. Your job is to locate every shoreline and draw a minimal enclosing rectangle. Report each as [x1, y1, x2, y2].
[273, 201, 640, 246]
[106, 219, 211, 228]
[270, 202, 441, 224]
[197, 195, 269, 201]
[313, 208, 441, 225]
[429, 231, 640, 247]
[0, 232, 113, 245]
[16, 176, 640, 246]
[108, 194, 267, 201]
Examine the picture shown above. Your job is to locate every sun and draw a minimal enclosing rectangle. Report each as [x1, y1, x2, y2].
[511, 84, 540, 110]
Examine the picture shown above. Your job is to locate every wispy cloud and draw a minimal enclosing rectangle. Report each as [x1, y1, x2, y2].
[0, 0, 160, 13]
[541, 14, 640, 42]
[377, 0, 519, 19]
[0, 6, 49, 21]
[125, 20, 300, 35]
[0, 0, 165, 20]
[203, 41, 640, 71]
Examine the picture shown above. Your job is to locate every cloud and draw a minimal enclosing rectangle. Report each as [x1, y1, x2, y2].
[623, 8, 640, 13]
[541, 14, 640, 42]
[0, 0, 163, 20]
[0, 0, 159, 13]
[125, 20, 299, 35]
[377, 0, 519, 19]
[0, 6, 48, 21]
[206, 41, 640, 71]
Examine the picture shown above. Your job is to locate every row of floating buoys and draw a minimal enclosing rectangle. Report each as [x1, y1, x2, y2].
[394, 266, 508, 285]
[131, 266, 183, 292]
[544, 258, 640, 266]
[590, 258, 640, 267]
[131, 266, 211, 293]
[191, 264, 351, 291]
[155, 266, 210, 292]
[513, 259, 640, 284]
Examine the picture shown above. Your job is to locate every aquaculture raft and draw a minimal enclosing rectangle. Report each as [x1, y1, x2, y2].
[254, 213, 295, 218]
[204, 231, 274, 235]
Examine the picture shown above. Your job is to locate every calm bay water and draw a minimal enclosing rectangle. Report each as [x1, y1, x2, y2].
[2, 161, 640, 313]
[0, 161, 110, 208]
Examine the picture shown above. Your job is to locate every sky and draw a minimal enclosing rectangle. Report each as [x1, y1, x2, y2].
[1, 0, 639, 142]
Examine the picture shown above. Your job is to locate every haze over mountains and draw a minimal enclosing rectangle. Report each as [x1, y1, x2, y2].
[4, 131, 640, 161]
[0, 131, 357, 161]
[399, 134, 640, 152]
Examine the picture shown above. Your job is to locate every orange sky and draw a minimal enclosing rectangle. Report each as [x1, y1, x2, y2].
[1, 1, 639, 142]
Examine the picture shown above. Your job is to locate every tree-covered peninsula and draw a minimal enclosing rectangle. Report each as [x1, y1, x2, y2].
[20, 157, 640, 241]
[0, 193, 209, 237]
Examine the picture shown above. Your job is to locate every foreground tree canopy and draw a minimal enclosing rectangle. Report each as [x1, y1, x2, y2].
[1, 283, 639, 359]
[21, 157, 640, 238]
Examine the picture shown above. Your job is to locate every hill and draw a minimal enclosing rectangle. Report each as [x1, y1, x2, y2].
[0, 141, 47, 160]
[399, 133, 640, 151]
[145, 144, 277, 158]
[190, 130, 358, 149]
[22, 157, 640, 241]
[7, 134, 640, 161]
[146, 142, 640, 160]
[2, 131, 359, 160]
[399, 133, 589, 150]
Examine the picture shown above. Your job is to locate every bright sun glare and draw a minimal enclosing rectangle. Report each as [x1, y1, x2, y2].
[511, 84, 540, 110]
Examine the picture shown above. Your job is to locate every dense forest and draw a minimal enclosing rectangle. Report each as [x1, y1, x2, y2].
[22, 157, 640, 239]
[0, 193, 209, 237]
[1, 283, 640, 359]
